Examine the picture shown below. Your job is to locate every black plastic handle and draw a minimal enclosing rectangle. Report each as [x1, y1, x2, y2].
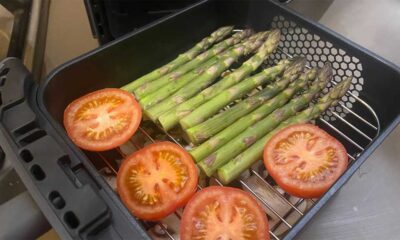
[83, 0, 113, 44]
[0, 58, 111, 239]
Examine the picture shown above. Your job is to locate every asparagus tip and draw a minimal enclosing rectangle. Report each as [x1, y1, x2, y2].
[283, 57, 306, 77]
[337, 76, 352, 96]
[317, 63, 333, 84]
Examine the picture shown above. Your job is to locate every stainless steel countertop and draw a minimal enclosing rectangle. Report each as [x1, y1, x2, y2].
[289, 0, 400, 239]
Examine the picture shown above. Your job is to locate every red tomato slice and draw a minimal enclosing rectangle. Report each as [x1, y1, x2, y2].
[64, 88, 141, 151]
[117, 142, 198, 221]
[263, 124, 348, 199]
[180, 186, 269, 240]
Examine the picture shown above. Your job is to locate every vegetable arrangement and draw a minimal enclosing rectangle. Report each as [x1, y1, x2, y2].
[63, 26, 353, 237]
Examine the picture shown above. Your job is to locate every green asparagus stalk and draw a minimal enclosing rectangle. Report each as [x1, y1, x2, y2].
[197, 65, 331, 177]
[139, 58, 219, 109]
[217, 77, 352, 184]
[160, 59, 290, 132]
[121, 26, 234, 92]
[133, 30, 253, 98]
[184, 59, 303, 144]
[143, 32, 270, 121]
[157, 29, 282, 130]
[189, 60, 307, 160]
[139, 32, 268, 110]
[179, 59, 291, 129]
[138, 32, 267, 109]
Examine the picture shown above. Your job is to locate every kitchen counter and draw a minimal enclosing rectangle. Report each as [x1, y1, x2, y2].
[290, 0, 400, 239]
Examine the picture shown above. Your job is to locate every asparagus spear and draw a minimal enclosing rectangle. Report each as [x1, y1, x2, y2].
[138, 32, 266, 109]
[179, 59, 291, 129]
[184, 59, 303, 144]
[139, 57, 219, 109]
[121, 26, 234, 92]
[179, 61, 288, 129]
[217, 77, 352, 184]
[160, 59, 290, 132]
[134, 30, 253, 99]
[198, 65, 331, 177]
[189, 60, 307, 160]
[157, 30, 282, 129]
[144, 32, 269, 121]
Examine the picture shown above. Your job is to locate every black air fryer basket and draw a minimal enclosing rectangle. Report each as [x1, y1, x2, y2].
[0, 1, 399, 239]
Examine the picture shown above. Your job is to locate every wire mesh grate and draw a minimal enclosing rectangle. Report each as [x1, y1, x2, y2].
[270, 15, 368, 123]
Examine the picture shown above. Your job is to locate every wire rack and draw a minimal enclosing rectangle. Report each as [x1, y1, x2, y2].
[93, 79, 379, 240]
[92, 31, 381, 240]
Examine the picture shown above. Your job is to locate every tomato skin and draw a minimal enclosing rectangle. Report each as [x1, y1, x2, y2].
[117, 142, 198, 221]
[64, 88, 141, 151]
[180, 186, 269, 240]
[263, 124, 348, 199]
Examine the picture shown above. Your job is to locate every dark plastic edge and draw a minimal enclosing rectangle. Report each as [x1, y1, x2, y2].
[0, 58, 151, 240]
[20, 0, 400, 239]
[39, 0, 209, 86]
[83, 0, 100, 38]
[0, 58, 74, 240]
[83, 0, 114, 44]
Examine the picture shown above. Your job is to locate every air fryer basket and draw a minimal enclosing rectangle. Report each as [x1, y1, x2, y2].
[0, 0, 399, 239]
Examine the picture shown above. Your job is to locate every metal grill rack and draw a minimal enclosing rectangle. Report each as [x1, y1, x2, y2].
[92, 29, 381, 239]
[94, 89, 379, 240]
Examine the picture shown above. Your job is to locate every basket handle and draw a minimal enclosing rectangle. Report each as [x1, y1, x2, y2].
[0, 58, 112, 239]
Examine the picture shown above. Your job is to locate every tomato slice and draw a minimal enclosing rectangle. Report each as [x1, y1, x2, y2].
[180, 186, 269, 240]
[263, 124, 348, 199]
[64, 88, 141, 151]
[117, 141, 198, 221]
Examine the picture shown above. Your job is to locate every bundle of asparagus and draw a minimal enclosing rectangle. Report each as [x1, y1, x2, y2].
[185, 58, 306, 144]
[198, 64, 333, 176]
[145, 30, 277, 122]
[121, 26, 234, 92]
[157, 29, 282, 130]
[139, 31, 266, 110]
[218, 77, 351, 184]
[133, 30, 254, 99]
[179, 58, 291, 129]
[118, 25, 352, 185]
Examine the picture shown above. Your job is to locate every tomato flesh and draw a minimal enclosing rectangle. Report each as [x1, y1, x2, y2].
[64, 88, 141, 151]
[180, 186, 269, 240]
[117, 142, 198, 221]
[264, 124, 348, 198]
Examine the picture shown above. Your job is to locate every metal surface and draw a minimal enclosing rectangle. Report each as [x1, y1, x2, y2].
[94, 49, 380, 238]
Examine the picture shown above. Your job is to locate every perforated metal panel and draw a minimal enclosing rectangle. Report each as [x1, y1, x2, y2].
[270, 15, 365, 121]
